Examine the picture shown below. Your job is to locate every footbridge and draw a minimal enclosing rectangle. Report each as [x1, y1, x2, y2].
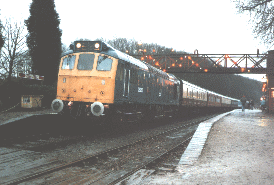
[131, 53, 267, 74]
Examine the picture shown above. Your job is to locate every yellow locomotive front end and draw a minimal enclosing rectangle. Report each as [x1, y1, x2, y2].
[51, 41, 118, 118]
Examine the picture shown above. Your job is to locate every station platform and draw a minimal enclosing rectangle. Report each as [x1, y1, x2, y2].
[143, 109, 274, 184]
[0, 108, 55, 126]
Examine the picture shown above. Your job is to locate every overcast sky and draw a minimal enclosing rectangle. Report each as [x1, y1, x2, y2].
[0, 0, 267, 81]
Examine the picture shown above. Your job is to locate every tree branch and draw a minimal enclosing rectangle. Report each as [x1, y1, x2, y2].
[242, 0, 273, 10]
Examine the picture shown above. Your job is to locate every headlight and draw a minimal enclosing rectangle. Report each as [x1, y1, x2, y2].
[76, 43, 81, 48]
[95, 43, 100, 50]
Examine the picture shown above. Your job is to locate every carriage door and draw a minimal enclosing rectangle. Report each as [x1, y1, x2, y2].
[123, 64, 130, 98]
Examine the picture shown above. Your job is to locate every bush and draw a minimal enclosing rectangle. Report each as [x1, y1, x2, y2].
[0, 81, 23, 110]
[0, 80, 56, 110]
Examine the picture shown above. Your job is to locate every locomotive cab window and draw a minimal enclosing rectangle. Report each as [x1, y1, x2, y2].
[62, 55, 76, 70]
[97, 55, 113, 71]
[77, 54, 95, 70]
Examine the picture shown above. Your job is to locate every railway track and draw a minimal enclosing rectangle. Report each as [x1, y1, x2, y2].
[0, 113, 220, 185]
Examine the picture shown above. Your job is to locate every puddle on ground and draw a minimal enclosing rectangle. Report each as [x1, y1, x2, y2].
[258, 120, 268, 127]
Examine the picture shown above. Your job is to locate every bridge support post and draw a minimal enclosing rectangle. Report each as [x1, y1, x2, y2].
[267, 50, 274, 113]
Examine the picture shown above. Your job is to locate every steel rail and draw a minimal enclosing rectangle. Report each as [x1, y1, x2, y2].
[108, 135, 193, 185]
[5, 114, 218, 185]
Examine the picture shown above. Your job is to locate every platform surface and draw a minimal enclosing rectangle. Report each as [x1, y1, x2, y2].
[0, 108, 55, 126]
[143, 109, 274, 184]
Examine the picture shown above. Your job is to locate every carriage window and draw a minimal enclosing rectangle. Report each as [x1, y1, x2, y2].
[97, 56, 113, 71]
[77, 54, 95, 70]
[62, 55, 76, 70]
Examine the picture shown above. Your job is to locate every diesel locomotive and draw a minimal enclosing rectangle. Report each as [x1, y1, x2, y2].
[51, 40, 239, 121]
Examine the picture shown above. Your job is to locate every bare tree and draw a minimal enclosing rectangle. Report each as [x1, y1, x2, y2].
[235, 0, 274, 45]
[104, 38, 179, 55]
[74, 37, 186, 55]
[0, 20, 28, 82]
[0, 19, 4, 50]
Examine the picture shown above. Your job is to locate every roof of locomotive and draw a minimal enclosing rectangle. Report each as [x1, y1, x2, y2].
[102, 46, 149, 70]
[72, 41, 148, 70]
[72, 40, 170, 79]
[167, 73, 180, 83]
[100, 42, 171, 79]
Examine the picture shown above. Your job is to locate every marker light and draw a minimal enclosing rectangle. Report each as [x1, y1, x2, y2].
[76, 43, 82, 48]
[95, 43, 100, 49]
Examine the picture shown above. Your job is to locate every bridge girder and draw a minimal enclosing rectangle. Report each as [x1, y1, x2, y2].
[131, 53, 267, 74]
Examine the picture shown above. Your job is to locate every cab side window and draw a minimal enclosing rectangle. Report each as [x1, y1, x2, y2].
[97, 56, 113, 71]
[62, 55, 76, 70]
